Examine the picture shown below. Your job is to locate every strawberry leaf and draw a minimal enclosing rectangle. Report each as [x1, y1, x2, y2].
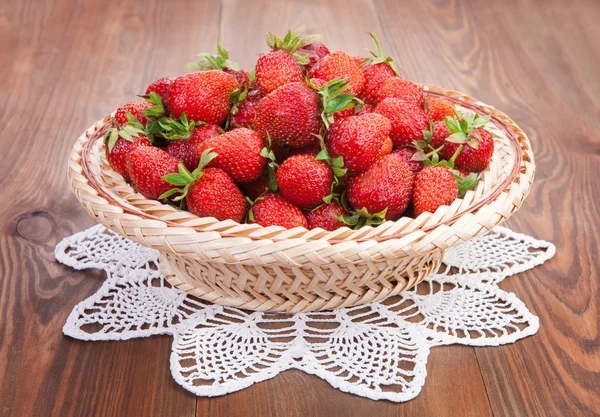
[472, 113, 491, 128]
[457, 173, 479, 198]
[445, 117, 462, 134]
[446, 132, 467, 143]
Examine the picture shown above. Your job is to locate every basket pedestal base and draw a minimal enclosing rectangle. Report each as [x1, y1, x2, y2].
[160, 251, 444, 313]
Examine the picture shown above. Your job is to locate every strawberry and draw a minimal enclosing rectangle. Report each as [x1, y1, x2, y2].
[114, 101, 152, 127]
[249, 193, 307, 229]
[352, 56, 366, 67]
[360, 33, 399, 104]
[166, 123, 222, 170]
[431, 120, 451, 153]
[327, 112, 391, 172]
[376, 77, 424, 107]
[126, 146, 180, 200]
[161, 151, 246, 222]
[255, 29, 318, 96]
[254, 82, 322, 148]
[347, 153, 414, 221]
[230, 97, 257, 128]
[357, 103, 375, 115]
[168, 70, 238, 125]
[441, 112, 494, 172]
[288, 140, 321, 157]
[413, 166, 458, 216]
[377, 137, 393, 158]
[309, 51, 365, 95]
[426, 95, 454, 122]
[300, 40, 330, 72]
[305, 201, 347, 231]
[392, 148, 424, 175]
[104, 114, 152, 181]
[241, 175, 270, 200]
[224, 68, 250, 90]
[375, 98, 428, 147]
[276, 154, 334, 208]
[145, 77, 174, 102]
[197, 128, 265, 183]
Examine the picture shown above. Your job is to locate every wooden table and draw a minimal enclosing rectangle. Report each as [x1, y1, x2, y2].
[1, 0, 598, 415]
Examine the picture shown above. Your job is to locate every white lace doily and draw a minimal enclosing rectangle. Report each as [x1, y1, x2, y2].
[55, 225, 555, 402]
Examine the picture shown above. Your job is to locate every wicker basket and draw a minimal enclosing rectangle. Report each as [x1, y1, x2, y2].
[68, 84, 535, 313]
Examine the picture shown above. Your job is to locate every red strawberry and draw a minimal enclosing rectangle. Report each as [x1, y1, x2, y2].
[145, 77, 174, 102]
[126, 146, 180, 200]
[105, 134, 152, 181]
[431, 120, 451, 152]
[392, 148, 424, 175]
[161, 151, 246, 222]
[376, 77, 424, 107]
[241, 175, 270, 200]
[357, 103, 375, 115]
[231, 99, 257, 128]
[246, 89, 263, 103]
[300, 40, 330, 72]
[375, 98, 428, 147]
[327, 113, 391, 172]
[377, 137, 393, 158]
[288, 140, 321, 157]
[413, 166, 458, 216]
[352, 56, 366, 67]
[444, 128, 494, 172]
[167, 124, 222, 170]
[254, 82, 322, 148]
[250, 193, 307, 229]
[305, 201, 347, 231]
[276, 154, 333, 208]
[168, 70, 238, 125]
[255, 49, 304, 96]
[360, 33, 399, 104]
[114, 101, 152, 127]
[198, 128, 265, 183]
[426, 96, 454, 122]
[347, 153, 414, 220]
[223, 68, 250, 90]
[309, 51, 365, 95]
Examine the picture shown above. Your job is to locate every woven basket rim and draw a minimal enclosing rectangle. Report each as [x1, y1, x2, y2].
[76, 84, 531, 245]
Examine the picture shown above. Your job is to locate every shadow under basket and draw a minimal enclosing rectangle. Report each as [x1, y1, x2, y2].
[68, 83, 535, 313]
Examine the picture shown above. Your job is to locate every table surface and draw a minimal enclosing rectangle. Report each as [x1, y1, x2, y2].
[1, 0, 599, 416]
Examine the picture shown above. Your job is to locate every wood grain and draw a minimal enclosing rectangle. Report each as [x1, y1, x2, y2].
[0, 0, 598, 416]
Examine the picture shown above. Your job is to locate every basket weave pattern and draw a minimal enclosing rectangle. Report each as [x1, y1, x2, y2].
[68, 84, 535, 312]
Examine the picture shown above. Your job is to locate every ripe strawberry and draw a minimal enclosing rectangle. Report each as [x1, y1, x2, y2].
[309, 51, 365, 95]
[360, 33, 399, 104]
[357, 103, 375, 115]
[188, 42, 248, 89]
[161, 151, 246, 222]
[444, 128, 494, 172]
[230, 99, 257, 128]
[145, 77, 174, 102]
[376, 77, 424, 107]
[254, 82, 322, 148]
[250, 193, 307, 229]
[377, 137, 393, 158]
[347, 153, 414, 220]
[167, 124, 222, 170]
[352, 56, 366, 67]
[300, 40, 330, 72]
[198, 128, 265, 183]
[276, 154, 334, 208]
[392, 148, 424, 175]
[288, 140, 321, 157]
[441, 112, 494, 172]
[327, 112, 391, 172]
[413, 166, 458, 216]
[305, 201, 347, 231]
[375, 98, 428, 147]
[224, 68, 250, 90]
[241, 175, 270, 200]
[105, 134, 152, 181]
[114, 101, 152, 127]
[426, 96, 454, 122]
[126, 146, 180, 200]
[168, 70, 238, 125]
[431, 120, 451, 153]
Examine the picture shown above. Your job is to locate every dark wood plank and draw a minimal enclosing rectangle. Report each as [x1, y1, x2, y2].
[1, 0, 598, 416]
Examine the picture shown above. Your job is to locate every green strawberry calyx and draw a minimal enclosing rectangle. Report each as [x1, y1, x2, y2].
[159, 149, 218, 201]
[311, 78, 360, 129]
[187, 41, 242, 71]
[225, 88, 249, 130]
[260, 133, 280, 193]
[266, 27, 320, 65]
[336, 207, 388, 229]
[139, 92, 168, 119]
[146, 113, 201, 141]
[365, 33, 400, 75]
[444, 109, 492, 150]
[104, 113, 146, 152]
[315, 144, 347, 204]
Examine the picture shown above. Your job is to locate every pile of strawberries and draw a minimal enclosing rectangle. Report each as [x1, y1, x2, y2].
[105, 29, 494, 231]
